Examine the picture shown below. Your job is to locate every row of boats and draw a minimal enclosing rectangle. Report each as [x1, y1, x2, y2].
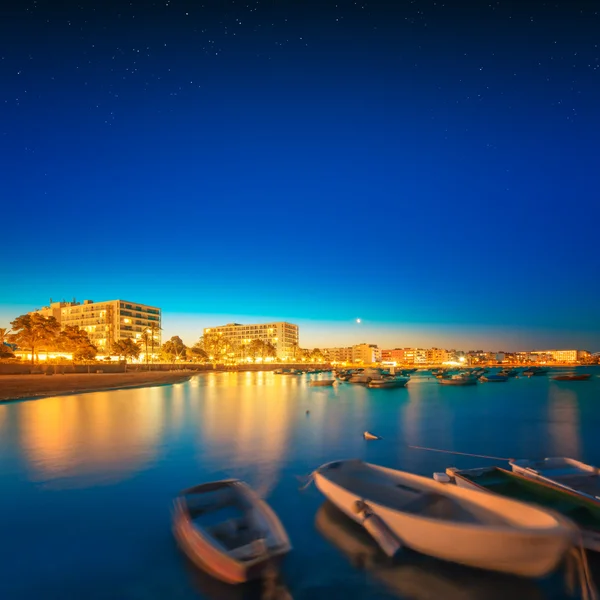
[275, 367, 593, 387]
[171, 453, 600, 590]
[435, 366, 593, 385]
[334, 366, 594, 387]
[335, 368, 414, 389]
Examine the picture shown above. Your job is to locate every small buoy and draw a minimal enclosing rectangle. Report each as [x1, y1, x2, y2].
[306, 410, 310, 415]
[363, 431, 382, 440]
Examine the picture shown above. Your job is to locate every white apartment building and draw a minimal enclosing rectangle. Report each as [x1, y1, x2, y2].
[34, 299, 161, 354]
[205, 322, 299, 360]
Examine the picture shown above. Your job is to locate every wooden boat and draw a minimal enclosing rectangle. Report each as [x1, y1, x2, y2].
[447, 465, 600, 552]
[309, 379, 335, 387]
[173, 479, 291, 584]
[313, 459, 574, 577]
[509, 457, 600, 502]
[438, 374, 477, 386]
[551, 373, 592, 381]
[363, 431, 382, 440]
[368, 378, 408, 389]
[480, 374, 508, 383]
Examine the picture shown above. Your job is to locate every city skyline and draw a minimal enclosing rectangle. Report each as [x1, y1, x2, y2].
[2, 0, 598, 351]
[1, 296, 598, 353]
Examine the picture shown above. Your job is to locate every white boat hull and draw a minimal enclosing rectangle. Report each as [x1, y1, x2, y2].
[315, 461, 573, 578]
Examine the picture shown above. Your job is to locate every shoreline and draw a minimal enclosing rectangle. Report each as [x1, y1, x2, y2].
[0, 372, 194, 403]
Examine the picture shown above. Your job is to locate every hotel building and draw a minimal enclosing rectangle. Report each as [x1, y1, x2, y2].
[34, 299, 161, 354]
[204, 322, 299, 360]
[542, 349, 584, 363]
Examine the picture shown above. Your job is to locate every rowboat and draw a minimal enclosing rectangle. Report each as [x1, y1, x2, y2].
[173, 480, 291, 584]
[313, 459, 574, 577]
[446, 465, 600, 552]
[315, 502, 546, 600]
[309, 379, 335, 387]
[510, 457, 600, 502]
[368, 378, 408, 389]
[551, 373, 592, 381]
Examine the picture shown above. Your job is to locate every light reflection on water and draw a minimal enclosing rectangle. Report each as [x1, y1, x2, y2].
[0, 369, 599, 599]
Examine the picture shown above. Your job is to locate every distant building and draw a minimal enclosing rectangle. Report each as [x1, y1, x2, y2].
[33, 299, 161, 354]
[402, 348, 428, 364]
[381, 348, 406, 364]
[426, 348, 448, 364]
[352, 343, 381, 364]
[323, 347, 353, 363]
[205, 322, 299, 360]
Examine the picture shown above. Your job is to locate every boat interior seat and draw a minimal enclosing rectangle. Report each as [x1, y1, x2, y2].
[207, 517, 262, 550]
[228, 538, 268, 561]
[401, 492, 481, 523]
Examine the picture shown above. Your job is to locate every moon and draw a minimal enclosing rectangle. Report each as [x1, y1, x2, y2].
[356, 318, 361, 324]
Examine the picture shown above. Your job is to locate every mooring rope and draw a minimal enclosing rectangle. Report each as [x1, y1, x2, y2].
[296, 471, 316, 491]
[406, 444, 512, 462]
[565, 533, 598, 600]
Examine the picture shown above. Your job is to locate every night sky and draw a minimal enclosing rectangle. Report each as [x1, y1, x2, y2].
[1, 0, 599, 351]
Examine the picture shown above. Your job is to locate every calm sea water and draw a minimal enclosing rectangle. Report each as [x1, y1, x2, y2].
[1, 368, 600, 599]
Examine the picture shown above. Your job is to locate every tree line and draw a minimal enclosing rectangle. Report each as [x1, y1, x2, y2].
[1, 314, 326, 364]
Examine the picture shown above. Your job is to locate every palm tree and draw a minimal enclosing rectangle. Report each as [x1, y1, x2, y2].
[0, 327, 14, 357]
[138, 331, 150, 370]
[0, 327, 11, 345]
[147, 322, 161, 367]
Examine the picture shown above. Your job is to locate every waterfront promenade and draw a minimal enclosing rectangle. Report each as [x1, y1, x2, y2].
[0, 371, 193, 402]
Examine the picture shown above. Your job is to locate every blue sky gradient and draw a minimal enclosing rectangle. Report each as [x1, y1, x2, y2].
[1, 0, 599, 350]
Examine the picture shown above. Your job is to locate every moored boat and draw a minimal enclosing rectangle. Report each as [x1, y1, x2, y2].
[173, 479, 291, 584]
[551, 373, 592, 381]
[509, 457, 600, 502]
[313, 459, 574, 577]
[499, 368, 520, 377]
[309, 379, 335, 387]
[446, 465, 600, 552]
[315, 502, 547, 600]
[480, 374, 508, 383]
[438, 374, 477, 386]
[523, 367, 548, 377]
[368, 378, 408, 389]
[349, 368, 383, 384]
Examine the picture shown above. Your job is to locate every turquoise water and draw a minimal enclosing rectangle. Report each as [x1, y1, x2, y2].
[1, 368, 600, 599]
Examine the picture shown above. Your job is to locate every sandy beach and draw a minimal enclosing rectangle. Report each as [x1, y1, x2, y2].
[0, 371, 194, 402]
